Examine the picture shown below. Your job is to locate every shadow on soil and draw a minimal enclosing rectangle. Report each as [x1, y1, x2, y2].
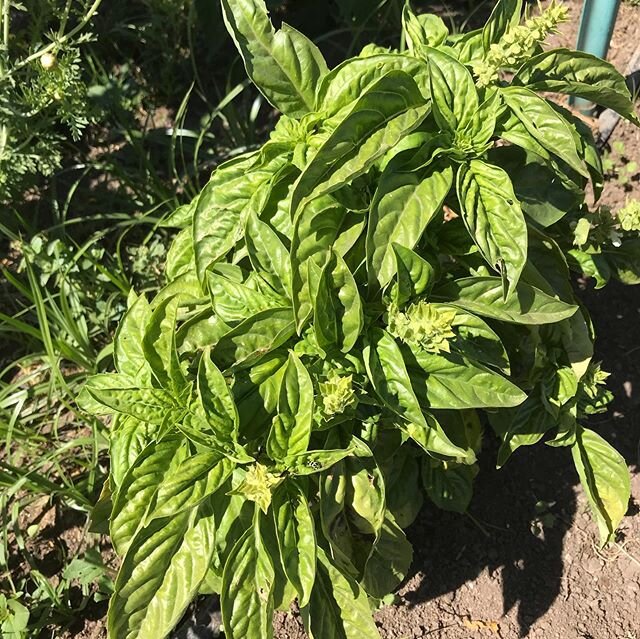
[404, 279, 640, 637]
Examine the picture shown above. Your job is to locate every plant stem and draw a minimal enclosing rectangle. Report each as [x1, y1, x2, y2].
[0, 0, 11, 160]
[2, 0, 103, 80]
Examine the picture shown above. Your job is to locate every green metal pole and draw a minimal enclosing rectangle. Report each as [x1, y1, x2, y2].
[572, 0, 621, 114]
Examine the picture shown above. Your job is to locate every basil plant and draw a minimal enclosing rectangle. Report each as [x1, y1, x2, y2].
[80, 1, 638, 637]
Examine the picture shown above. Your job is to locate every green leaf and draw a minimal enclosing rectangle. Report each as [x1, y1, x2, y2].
[403, 3, 448, 51]
[364, 328, 469, 459]
[267, 351, 314, 463]
[457, 160, 527, 298]
[368, 161, 452, 288]
[443, 304, 510, 373]
[291, 71, 428, 216]
[193, 156, 256, 284]
[316, 54, 429, 116]
[345, 439, 385, 536]
[245, 211, 292, 297]
[272, 481, 316, 607]
[514, 48, 639, 124]
[488, 146, 583, 228]
[404, 344, 525, 409]
[424, 46, 479, 133]
[314, 252, 363, 353]
[81, 375, 181, 425]
[150, 452, 235, 520]
[221, 515, 275, 639]
[212, 307, 296, 370]
[291, 195, 348, 329]
[208, 270, 286, 323]
[498, 87, 588, 178]
[108, 503, 216, 639]
[572, 427, 630, 546]
[422, 459, 477, 513]
[287, 447, 358, 476]
[114, 294, 152, 385]
[303, 547, 381, 639]
[198, 347, 239, 443]
[482, 0, 522, 51]
[110, 436, 185, 556]
[489, 390, 556, 467]
[361, 514, 412, 598]
[109, 417, 155, 490]
[220, 0, 327, 117]
[166, 227, 194, 281]
[143, 296, 187, 394]
[193, 150, 287, 284]
[433, 277, 578, 324]
[391, 243, 437, 306]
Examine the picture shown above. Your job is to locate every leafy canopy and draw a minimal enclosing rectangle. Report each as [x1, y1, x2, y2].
[80, 1, 637, 637]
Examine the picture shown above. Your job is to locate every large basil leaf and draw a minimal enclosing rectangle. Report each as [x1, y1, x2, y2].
[272, 481, 316, 607]
[314, 251, 363, 353]
[361, 514, 412, 598]
[291, 71, 428, 215]
[220, 0, 328, 117]
[142, 296, 187, 395]
[424, 46, 479, 133]
[208, 271, 285, 323]
[457, 160, 527, 298]
[514, 48, 639, 124]
[80, 374, 182, 425]
[488, 390, 556, 467]
[212, 307, 296, 370]
[403, 344, 525, 409]
[391, 243, 437, 306]
[498, 87, 588, 178]
[221, 515, 275, 639]
[114, 293, 152, 385]
[422, 458, 477, 513]
[572, 427, 631, 546]
[316, 54, 429, 115]
[267, 351, 314, 463]
[489, 145, 583, 227]
[303, 547, 381, 639]
[364, 328, 470, 459]
[110, 436, 185, 556]
[197, 348, 239, 443]
[290, 195, 348, 329]
[108, 503, 216, 639]
[109, 417, 155, 490]
[166, 227, 194, 281]
[482, 0, 522, 51]
[402, 3, 448, 52]
[433, 277, 578, 324]
[149, 452, 235, 520]
[442, 304, 510, 373]
[193, 149, 287, 284]
[245, 210, 292, 297]
[368, 161, 452, 288]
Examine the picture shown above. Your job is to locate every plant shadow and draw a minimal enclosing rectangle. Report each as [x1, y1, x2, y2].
[402, 279, 640, 637]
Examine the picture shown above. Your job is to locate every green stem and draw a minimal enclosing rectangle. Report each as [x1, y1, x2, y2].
[0, 0, 10, 159]
[2, 0, 103, 80]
